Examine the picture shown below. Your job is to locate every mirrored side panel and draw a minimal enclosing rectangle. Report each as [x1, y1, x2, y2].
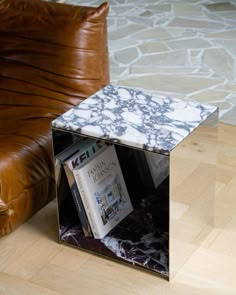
[51, 128, 80, 241]
[169, 110, 218, 279]
[52, 128, 171, 278]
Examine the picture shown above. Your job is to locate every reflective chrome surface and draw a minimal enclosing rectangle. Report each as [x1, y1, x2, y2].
[169, 110, 218, 279]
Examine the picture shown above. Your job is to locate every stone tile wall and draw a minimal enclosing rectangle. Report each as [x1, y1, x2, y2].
[50, 0, 236, 125]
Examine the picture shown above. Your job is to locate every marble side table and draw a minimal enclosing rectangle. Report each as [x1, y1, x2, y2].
[52, 84, 218, 280]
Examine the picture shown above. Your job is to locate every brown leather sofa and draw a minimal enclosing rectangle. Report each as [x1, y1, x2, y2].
[0, 0, 110, 236]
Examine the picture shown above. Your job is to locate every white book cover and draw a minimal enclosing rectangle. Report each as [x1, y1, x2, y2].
[73, 145, 133, 239]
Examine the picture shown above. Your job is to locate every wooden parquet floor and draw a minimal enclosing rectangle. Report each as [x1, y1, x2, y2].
[0, 123, 236, 295]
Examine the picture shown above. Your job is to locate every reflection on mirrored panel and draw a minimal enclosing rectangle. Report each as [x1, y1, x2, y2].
[52, 128, 171, 278]
[169, 110, 218, 279]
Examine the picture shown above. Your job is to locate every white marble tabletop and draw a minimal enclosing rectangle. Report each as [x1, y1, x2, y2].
[52, 84, 217, 154]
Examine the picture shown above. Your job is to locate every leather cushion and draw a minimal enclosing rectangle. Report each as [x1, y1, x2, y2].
[0, 0, 110, 111]
[0, 0, 110, 235]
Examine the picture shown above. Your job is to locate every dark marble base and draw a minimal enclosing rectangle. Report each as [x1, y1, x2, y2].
[59, 179, 169, 277]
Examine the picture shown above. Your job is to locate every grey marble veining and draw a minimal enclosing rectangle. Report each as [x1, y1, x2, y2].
[52, 84, 217, 154]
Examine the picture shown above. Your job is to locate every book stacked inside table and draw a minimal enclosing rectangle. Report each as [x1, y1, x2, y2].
[55, 137, 169, 277]
[55, 138, 133, 240]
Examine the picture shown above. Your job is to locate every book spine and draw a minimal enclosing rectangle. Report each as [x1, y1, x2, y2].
[71, 183, 93, 238]
[74, 171, 100, 239]
[64, 165, 93, 237]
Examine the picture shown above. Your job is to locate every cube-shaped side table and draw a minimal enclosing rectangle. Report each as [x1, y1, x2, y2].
[52, 84, 218, 280]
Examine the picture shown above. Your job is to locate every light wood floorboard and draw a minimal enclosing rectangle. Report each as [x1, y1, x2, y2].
[0, 123, 235, 295]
